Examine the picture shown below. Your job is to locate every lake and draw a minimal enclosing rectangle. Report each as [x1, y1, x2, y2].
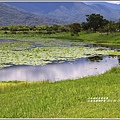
[0, 39, 120, 82]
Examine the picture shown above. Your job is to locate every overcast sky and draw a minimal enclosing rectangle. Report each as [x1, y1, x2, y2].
[105, 1, 120, 4]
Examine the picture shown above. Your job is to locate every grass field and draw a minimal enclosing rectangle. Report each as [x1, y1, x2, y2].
[47, 32, 120, 44]
[0, 67, 120, 118]
[0, 31, 120, 44]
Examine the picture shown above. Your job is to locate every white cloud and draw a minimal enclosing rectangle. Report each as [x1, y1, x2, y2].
[105, 1, 120, 5]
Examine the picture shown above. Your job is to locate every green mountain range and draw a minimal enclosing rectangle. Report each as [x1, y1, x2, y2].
[0, 3, 64, 26]
[0, 2, 120, 26]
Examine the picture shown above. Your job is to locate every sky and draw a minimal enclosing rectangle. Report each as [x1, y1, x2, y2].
[105, 1, 120, 4]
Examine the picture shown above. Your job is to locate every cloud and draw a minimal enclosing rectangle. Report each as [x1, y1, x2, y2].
[105, 1, 120, 5]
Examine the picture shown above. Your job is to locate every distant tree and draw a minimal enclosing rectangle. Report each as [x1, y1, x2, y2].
[81, 22, 89, 31]
[57, 25, 70, 33]
[9, 24, 18, 34]
[9, 24, 17, 31]
[69, 23, 81, 35]
[36, 25, 49, 34]
[86, 14, 107, 32]
[1, 26, 9, 31]
[102, 19, 109, 27]
[116, 19, 120, 31]
[0, 26, 9, 34]
[107, 21, 116, 33]
[51, 24, 61, 32]
[17, 25, 30, 32]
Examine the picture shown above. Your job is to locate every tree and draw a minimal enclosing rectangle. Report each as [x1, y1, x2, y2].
[69, 23, 81, 35]
[1, 26, 9, 31]
[81, 22, 89, 31]
[9, 24, 18, 34]
[107, 21, 116, 33]
[57, 25, 70, 33]
[86, 14, 107, 32]
[116, 19, 120, 31]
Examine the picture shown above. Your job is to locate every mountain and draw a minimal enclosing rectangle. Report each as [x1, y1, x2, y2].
[6, 2, 120, 13]
[0, 3, 64, 26]
[47, 2, 120, 23]
[1, 2, 120, 26]
[5, 2, 74, 14]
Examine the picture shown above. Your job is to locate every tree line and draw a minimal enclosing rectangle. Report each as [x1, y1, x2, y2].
[0, 13, 120, 36]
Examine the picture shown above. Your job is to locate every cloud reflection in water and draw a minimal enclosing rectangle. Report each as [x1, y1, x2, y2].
[0, 55, 119, 82]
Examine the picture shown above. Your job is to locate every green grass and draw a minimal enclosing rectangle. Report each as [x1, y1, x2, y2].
[0, 32, 120, 44]
[48, 32, 120, 44]
[0, 67, 120, 118]
[80, 32, 120, 43]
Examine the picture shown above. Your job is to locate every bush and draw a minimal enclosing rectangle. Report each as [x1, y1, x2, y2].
[10, 31, 16, 34]
[4, 31, 8, 34]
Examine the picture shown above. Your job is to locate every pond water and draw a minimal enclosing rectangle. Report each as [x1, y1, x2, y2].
[0, 39, 120, 82]
[0, 55, 119, 82]
[0, 39, 18, 42]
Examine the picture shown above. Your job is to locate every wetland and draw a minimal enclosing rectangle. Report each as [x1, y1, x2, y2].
[0, 38, 120, 82]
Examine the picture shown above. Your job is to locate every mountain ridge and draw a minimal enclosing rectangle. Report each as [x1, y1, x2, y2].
[0, 3, 65, 26]
[47, 2, 120, 23]
[1, 2, 120, 26]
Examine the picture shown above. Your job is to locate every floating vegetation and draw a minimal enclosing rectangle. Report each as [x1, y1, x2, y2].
[0, 41, 32, 51]
[0, 39, 120, 69]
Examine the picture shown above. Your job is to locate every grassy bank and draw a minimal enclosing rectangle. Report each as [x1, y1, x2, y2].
[0, 67, 120, 118]
[47, 32, 120, 45]
[0, 32, 120, 44]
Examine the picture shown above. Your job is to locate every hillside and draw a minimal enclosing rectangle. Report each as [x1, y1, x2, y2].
[1, 2, 120, 26]
[47, 2, 120, 23]
[5, 2, 74, 14]
[0, 3, 63, 26]
[5, 2, 120, 24]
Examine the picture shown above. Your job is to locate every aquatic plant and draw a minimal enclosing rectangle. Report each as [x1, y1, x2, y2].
[0, 39, 119, 69]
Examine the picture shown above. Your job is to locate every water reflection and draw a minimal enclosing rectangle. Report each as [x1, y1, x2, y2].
[88, 55, 103, 62]
[118, 56, 120, 63]
[0, 56, 119, 82]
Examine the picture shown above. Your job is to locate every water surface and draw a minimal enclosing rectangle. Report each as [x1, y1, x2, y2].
[0, 39, 17, 42]
[0, 39, 119, 82]
[0, 55, 119, 82]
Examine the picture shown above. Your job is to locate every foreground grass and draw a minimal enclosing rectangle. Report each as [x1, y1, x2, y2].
[0, 67, 120, 118]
